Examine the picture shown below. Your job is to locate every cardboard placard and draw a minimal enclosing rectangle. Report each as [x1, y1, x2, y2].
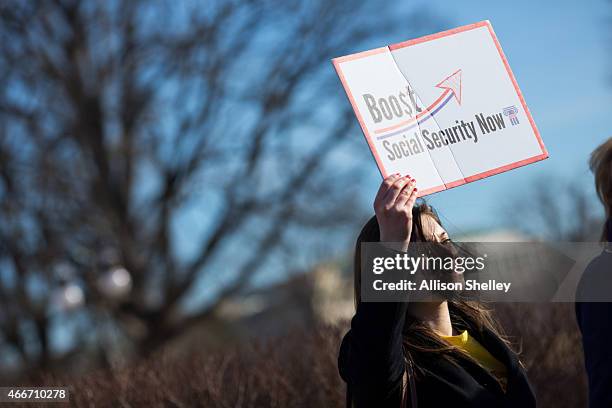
[332, 21, 548, 196]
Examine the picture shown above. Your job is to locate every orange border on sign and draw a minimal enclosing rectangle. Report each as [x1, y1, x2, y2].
[331, 20, 548, 197]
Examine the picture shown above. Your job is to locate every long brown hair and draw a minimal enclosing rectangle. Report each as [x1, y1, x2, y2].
[353, 203, 512, 375]
[589, 138, 612, 241]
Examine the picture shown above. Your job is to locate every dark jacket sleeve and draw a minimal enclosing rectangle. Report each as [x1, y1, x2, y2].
[338, 300, 408, 407]
[576, 251, 612, 408]
[577, 301, 612, 408]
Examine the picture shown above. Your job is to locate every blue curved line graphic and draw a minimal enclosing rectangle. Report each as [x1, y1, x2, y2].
[376, 93, 454, 140]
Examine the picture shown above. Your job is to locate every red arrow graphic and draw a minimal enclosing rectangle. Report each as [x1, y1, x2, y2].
[435, 69, 462, 105]
[374, 69, 463, 135]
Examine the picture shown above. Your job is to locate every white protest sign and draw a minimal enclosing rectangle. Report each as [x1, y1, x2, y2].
[332, 21, 548, 196]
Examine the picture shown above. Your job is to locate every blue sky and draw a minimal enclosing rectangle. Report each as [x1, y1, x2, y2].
[357, 0, 612, 234]
[186, 0, 612, 296]
[18, 1, 611, 361]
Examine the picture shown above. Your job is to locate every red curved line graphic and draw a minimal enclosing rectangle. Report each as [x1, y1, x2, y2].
[373, 88, 450, 134]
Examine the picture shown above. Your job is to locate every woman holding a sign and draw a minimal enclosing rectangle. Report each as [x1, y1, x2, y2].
[338, 174, 536, 407]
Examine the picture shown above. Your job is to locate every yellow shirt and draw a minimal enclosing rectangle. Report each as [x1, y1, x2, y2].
[441, 330, 508, 391]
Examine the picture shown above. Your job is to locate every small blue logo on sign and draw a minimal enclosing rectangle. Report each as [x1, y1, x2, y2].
[503, 105, 519, 126]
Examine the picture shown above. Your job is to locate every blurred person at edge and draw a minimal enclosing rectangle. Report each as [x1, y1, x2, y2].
[338, 174, 536, 407]
[576, 138, 612, 408]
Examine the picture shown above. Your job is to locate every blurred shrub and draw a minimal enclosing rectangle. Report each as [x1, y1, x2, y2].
[32, 303, 585, 407]
[494, 303, 587, 407]
[37, 326, 346, 407]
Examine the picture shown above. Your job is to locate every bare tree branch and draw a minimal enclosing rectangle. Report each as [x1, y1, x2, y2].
[0, 0, 440, 375]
